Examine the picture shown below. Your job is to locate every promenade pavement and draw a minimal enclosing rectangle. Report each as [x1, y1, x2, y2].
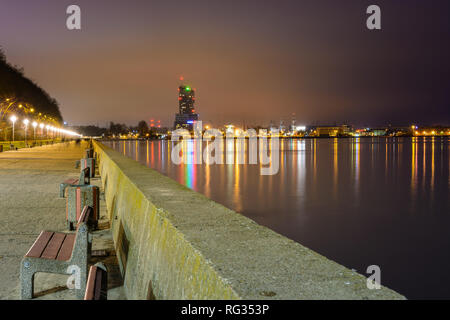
[0, 141, 124, 299]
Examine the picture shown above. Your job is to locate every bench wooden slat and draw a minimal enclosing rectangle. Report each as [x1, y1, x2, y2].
[41, 233, 66, 260]
[77, 206, 92, 227]
[84, 264, 107, 300]
[63, 178, 79, 185]
[25, 231, 54, 258]
[84, 266, 98, 300]
[56, 234, 76, 261]
[82, 166, 90, 176]
[94, 268, 104, 300]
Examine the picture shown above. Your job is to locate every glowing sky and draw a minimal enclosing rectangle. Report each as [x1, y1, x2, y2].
[1, 0, 449, 127]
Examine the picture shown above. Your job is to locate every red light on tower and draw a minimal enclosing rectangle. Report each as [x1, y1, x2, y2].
[179, 76, 184, 81]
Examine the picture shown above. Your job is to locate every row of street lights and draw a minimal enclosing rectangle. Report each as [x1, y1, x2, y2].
[9, 114, 81, 145]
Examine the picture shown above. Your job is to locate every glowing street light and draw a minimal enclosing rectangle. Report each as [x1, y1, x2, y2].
[10, 115, 17, 142]
[23, 119, 29, 146]
[32, 121, 38, 141]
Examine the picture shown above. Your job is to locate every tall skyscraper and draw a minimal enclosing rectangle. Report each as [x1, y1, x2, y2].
[174, 84, 199, 130]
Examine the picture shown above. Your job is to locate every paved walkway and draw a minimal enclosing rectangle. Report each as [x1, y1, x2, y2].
[0, 141, 124, 299]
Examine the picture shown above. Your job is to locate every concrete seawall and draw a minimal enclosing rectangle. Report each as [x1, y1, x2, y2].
[93, 140, 405, 300]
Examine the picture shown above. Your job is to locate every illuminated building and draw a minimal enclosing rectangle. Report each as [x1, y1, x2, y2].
[174, 84, 199, 130]
[312, 125, 351, 137]
[413, 126, 450, 136]
[369, 128, 387, 136]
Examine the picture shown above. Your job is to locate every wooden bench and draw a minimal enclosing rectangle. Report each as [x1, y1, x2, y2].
[80, 158, 96, 178]
[20, 206, 94, 299]
[66, 185, 100, 231]
[59, 166, 90, 198]
[84, 263, 108, 300]
[86, 148, 94, 159]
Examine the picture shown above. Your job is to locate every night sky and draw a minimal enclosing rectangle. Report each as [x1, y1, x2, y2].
[0, 0, 449, 127]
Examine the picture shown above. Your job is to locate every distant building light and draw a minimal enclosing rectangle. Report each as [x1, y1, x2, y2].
[296, 126, 306, 131]
[187, 120, 194, 124]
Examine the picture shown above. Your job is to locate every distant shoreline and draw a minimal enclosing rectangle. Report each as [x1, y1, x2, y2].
[101, 135, 450, 141]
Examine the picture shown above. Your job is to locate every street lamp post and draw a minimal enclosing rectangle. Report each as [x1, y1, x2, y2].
[39, 123, 44, 140]
[32, 121, 38, 143]
[23, 119, 29, 146]
[10, 115, 17, 144]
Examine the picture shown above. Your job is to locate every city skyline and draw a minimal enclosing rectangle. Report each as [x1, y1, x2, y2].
[1, 1, 450, 303]
[0, 1, 449, 128]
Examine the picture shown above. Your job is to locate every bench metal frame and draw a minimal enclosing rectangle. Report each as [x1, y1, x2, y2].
[59, 166, 90, 198]
[20, 207, 93, 300]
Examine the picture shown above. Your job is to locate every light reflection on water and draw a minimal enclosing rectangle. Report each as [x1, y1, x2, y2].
[106, 137, 450, 299]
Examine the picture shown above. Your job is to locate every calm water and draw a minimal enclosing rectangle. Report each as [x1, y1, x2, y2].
[105, 137, 450, 299]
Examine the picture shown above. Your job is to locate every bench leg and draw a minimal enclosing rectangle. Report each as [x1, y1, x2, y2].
[21, 257, 88, 300]
[20, 259, 35, 299]
[66, 259, 88, 299]
[59, 183, 66, 198]
[76, 263, 88, 299]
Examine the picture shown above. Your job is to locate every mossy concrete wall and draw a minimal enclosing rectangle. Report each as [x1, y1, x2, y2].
[93, 141, 405, 300]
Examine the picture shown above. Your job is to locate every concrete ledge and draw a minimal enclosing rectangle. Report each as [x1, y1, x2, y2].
[93, 140, 405, 300]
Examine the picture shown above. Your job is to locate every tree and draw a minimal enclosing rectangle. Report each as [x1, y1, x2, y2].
[137, 120, 149, 136]
[108, 122, 128, 135]
[72, 125, 107, 137]
[0, 49, 63, 122]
